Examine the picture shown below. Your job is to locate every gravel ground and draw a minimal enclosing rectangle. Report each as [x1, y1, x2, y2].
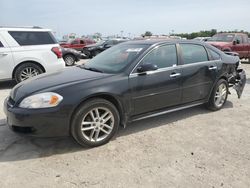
[0, 62, 249, 188]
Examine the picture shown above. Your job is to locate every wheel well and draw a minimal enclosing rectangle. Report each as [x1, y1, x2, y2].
[12, 61, 46, 79]
[70, 94, 125, 128]
[219, 76, 228, 82]
[63, 53, 75, 58]
[207, 76, 228, 102]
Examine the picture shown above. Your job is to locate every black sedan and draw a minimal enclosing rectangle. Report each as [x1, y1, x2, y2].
[82, 38, 129, 58]
[4, 40, 246, 147]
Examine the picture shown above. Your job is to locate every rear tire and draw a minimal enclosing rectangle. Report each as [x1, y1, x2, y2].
[71, 98, 120, 147]
[14, 63, 43, 83]
[206, 79, 228, 111]
[64, 54, 76, 66]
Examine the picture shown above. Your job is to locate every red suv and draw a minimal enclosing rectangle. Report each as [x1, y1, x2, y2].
[60, 38, 96, 52]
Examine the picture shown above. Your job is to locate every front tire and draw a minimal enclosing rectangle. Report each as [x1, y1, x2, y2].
[206, 79, 228, 111]
[71, 98, 120, 147]
[14, 63, 43, 83]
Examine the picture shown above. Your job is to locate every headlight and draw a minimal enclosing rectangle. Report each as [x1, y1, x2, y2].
[19, 92, 63, 109]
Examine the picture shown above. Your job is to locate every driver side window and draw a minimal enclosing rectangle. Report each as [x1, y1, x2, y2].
[141, 45, 177, 69]
[235, 35, 243, 44]
[71, 40, 78, 44]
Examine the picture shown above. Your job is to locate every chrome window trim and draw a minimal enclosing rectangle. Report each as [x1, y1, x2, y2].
[129, 65, 179, 77]
[129, 42, 222, 77]
[177, 59, 221, 68]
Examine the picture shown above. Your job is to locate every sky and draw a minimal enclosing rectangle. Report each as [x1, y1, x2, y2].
[1, 0, 250, 38]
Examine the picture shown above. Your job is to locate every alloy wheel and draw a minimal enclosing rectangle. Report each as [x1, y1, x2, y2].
[20, 67, 40, 81]
[81, 107, 114, 142]
[214, 83, 227, 108]
[65, 55, 75, 66]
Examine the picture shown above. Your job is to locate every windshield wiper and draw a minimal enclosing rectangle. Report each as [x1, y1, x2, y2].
[82, 65, 103, 73]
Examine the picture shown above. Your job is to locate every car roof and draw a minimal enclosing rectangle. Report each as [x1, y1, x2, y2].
[0, 26, 51, 32]
[125, 39, 206, 46]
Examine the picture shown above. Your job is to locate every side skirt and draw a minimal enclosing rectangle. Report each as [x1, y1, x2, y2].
[130, 101, 205, 122]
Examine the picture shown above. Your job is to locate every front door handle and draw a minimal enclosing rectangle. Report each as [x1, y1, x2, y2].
[0, 53, 8, 57]
[170, 72, 181, 78]
[208, 66, 217, 70]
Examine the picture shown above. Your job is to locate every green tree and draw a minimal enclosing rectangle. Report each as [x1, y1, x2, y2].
[143, 31, 153, 37]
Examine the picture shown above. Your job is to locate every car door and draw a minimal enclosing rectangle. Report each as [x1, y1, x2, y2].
[0, 35, 14, 80]
[129, 44, 182, 115]
[231, 35, 245, 58]
[179, 43, 218, 103]
[71, 39, 81, 51]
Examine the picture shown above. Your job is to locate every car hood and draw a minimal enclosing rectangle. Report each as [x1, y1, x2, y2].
[85, 43, 103, 48]
[10, 66, 110, 102]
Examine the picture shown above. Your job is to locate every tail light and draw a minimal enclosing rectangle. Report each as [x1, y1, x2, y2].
[51, 47, 62, 58]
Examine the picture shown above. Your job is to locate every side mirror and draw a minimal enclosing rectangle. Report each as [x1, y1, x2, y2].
[137, 63, 158, 74]
[104, 44, 111, 48]
[233, 40, 240, 45]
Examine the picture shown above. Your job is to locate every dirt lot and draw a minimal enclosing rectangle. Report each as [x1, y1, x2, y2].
[0, 62, 250, 188]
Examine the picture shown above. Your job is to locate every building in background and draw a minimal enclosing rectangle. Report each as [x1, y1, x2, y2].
[62, 33, 77, 41]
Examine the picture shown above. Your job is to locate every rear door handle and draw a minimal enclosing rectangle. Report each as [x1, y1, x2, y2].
[170, 72, 181, 78]
[208, 66, 217, 70]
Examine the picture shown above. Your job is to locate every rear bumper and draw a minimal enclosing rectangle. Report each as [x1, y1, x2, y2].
[4, 97, 70, 137]
[45, 58, 65, 74]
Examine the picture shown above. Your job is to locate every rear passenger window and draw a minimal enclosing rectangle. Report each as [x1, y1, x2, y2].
[141, 45, 177, 68]
[0, 41, 3, 47]
[8, 31, 57, 46]
[208, 49, 221, 60]
[180, 44, 208, 64]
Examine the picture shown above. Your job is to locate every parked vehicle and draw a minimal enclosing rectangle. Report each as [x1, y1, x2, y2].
[4, 40, 246, 147]
[62, 47, 84, 66]
[0, 26, 65, 83]
[193, 37, 211, 42]
[60, 38, 96, 51]
[207, 33, 250, 60]
[82, 38, 129, 58]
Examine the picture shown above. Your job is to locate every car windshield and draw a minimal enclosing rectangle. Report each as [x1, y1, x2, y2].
[95, 40, 107, 45]
[82, 43, 148, 73]
[208, 34, 235, 42]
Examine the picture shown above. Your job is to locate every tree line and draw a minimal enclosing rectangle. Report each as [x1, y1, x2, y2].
[142, 29, 250, 39]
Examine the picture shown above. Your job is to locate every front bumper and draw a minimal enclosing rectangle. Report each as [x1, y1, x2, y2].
[4, 97, 70, 137]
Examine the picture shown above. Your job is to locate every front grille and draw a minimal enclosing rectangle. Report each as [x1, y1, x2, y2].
[12, 126, 34, 133]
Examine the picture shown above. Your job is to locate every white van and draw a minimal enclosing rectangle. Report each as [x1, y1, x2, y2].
[0, 26, 65, 83]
